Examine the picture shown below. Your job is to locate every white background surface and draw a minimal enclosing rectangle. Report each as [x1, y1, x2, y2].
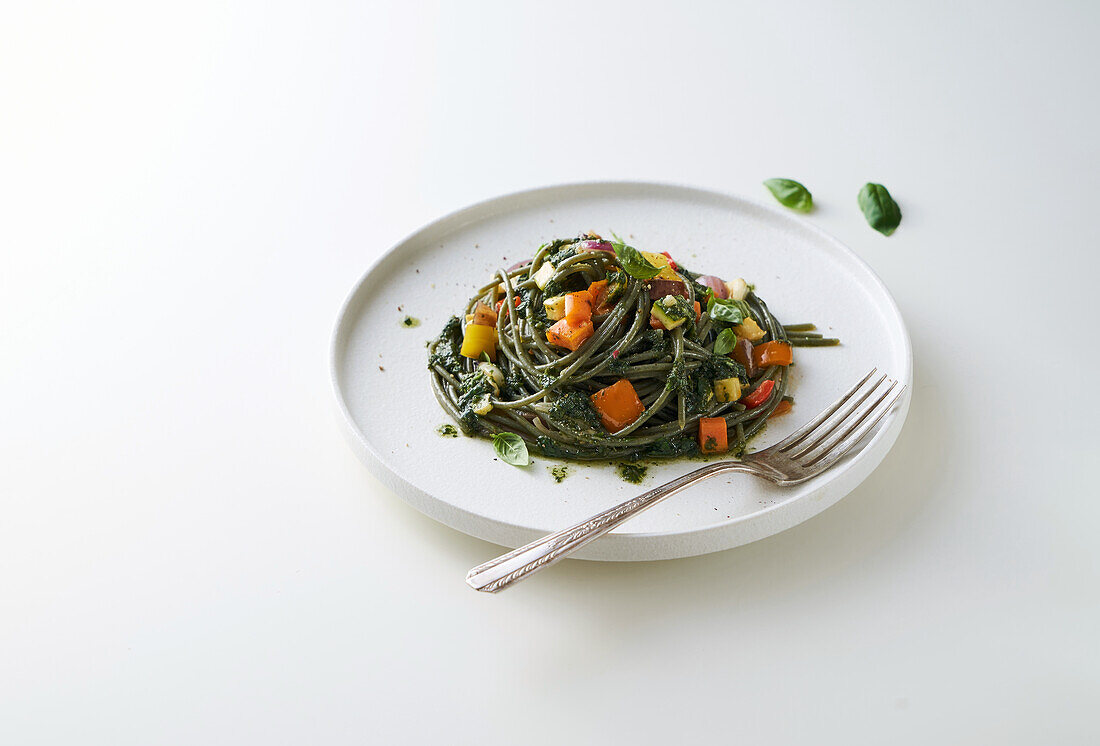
[2, 2, 1097, 743]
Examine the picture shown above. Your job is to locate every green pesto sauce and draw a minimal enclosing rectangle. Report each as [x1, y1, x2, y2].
[437, 424, 458, 438]
[548, 465, 571, 483]
[401, 316, 421, 328]
[617, 463, 648, 484]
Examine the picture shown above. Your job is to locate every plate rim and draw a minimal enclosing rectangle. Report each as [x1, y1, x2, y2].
[330, 179, 912, 560]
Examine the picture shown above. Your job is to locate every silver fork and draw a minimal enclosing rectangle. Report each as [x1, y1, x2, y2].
[466, 369, 905, 593]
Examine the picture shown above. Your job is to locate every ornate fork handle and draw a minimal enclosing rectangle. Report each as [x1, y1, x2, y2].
[466, 460, 759, 592]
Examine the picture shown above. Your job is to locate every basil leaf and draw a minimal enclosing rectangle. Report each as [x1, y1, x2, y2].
[707, 296, 750, 325]
[712, 328, 738, 356]
[763, 178, 813, 212]
[610, 241, 661, 280]
[858, 183, 901, 236]
[491, 432, 530, 466]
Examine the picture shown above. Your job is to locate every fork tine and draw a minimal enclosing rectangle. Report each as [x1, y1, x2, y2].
[800, 381, 905, 472]
[782, 371, 889, 459]
[772, 368, 878, 453]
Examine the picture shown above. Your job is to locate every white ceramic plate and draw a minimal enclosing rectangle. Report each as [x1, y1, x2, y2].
[331, 182, 911, 561]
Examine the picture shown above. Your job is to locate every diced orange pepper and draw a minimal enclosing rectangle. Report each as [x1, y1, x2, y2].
[590, 379, 645, 432]
[698, 417, 728, 454]
[587, 280, 609, 312]
[546, 318, 594, 351]
[471, 301, 497, 327]
[752, 341, 793, 368]
[769, 400, 792, 418]
[693, 300, 701, 322]
[564, 290, 593, 325]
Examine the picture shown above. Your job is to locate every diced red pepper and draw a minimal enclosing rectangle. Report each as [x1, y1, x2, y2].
[494, 296, 522, 315]
[741, 379, 776, 409]
[660, 251, 678, 270]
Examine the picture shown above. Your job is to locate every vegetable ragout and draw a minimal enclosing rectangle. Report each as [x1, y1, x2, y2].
[427, 233, 837, 464]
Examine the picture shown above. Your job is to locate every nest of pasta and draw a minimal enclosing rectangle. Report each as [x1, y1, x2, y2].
[428, 233, 832, 462]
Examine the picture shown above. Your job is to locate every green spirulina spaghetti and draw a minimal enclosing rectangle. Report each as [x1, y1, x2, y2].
[427, 234, 838, 462]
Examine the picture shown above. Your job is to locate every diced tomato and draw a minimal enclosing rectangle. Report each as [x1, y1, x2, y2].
[590, 379, 645, 432]
[660, 251, 678, 270]
[752, 341, 793, 368]
[698, 417, 728, 454]
[741, 379, 775, 409]
[546, 318, 594, 351]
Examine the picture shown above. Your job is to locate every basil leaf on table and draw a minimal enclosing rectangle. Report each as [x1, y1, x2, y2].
[610, 241, 661, 280]
[763, 178, 813, 212]
[857, 183, 902, 236]
[491, 432, 530, 466]
[712, 328, 738, 355]
[707, 295, 751, 325]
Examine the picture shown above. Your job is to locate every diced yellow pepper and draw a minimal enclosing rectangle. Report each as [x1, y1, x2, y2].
[640, 251, 681, 281]
[733, 317, 766, 342]
[460, 323, 497, 361]
[713, 377, 742, 403]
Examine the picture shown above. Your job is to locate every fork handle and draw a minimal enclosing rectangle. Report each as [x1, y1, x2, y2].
[466, 461, 743, 592]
